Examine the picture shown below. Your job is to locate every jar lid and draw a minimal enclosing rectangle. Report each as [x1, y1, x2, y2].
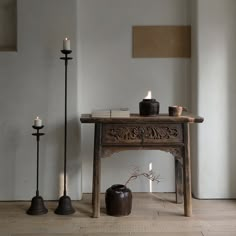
[142, 98, 157, 102]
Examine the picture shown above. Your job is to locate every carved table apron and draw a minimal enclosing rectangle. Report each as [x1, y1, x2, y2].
[80, 113, 204, 218]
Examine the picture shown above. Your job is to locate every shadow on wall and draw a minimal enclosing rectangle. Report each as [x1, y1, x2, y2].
[77, 0, 192, 194]
[226, 2, 236, 197]
[65, 117, 81, 199]
[46, 117, 81, 199]
[53, 62, 81, 199]
[1, 124, 20, 198]
[39, 0, 82, 200]
[0, 0, 82, 200]
[190, 0, 199, 198]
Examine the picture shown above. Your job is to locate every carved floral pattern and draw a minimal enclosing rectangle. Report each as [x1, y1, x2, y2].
[105, 126, 180, 143]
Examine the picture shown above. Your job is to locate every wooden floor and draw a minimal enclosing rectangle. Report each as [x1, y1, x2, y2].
[1, 193, 236, 236]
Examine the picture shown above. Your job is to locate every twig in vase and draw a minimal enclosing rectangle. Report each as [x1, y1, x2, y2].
[124, 167, 160, 186]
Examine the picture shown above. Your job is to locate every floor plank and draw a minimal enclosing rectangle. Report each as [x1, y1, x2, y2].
[0, 193, 235, 235]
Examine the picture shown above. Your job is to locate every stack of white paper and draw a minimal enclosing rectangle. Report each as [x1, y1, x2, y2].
[91, 109, 111, 118]
[111, 108, 130, 118]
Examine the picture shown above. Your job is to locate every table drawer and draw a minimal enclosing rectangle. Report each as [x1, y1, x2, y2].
[102, 124, 183, 145]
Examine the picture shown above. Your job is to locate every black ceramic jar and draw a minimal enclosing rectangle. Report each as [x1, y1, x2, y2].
[139, 98, 160, 116]
[105, 184, 132, 216]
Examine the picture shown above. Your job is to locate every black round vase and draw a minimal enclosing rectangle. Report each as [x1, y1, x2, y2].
[139, 99, 159, 116]
[105, 184, 132, 216]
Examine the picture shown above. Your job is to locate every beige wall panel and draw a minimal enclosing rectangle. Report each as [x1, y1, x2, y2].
[133, 26, 191, 58]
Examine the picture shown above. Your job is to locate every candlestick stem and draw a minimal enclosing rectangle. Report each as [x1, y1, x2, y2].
[36, 128, 39, 195]
[27, 126, 47, 215]
[55, 49, 75, 215]
[64, 52, 68, 196]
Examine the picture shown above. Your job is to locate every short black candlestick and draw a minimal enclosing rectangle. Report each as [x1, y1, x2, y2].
[27, 125, 48, 215]
[55, 49, 75, 215]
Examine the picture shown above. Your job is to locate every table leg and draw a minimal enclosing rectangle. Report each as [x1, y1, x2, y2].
[183, 123, 192, 216]
[92, 157, 95, 207]
[92, 123, 102, 218]
[175, 157, 183, 204]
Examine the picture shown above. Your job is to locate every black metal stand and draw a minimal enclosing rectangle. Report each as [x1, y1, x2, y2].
[27, 125, 48, 215]
[55, 49, 75, 215]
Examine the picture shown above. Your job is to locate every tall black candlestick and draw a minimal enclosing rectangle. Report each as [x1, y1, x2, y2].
[55, 49, 75, 215]
[27, 125, 48, 215]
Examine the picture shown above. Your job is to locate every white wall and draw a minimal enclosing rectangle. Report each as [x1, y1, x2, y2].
[191, 0, 236, 198]
[0, 0, 81, 200]
[78, 0, 191, 193]
[2, 0, 219, 200]
[1, 0, 235, 200]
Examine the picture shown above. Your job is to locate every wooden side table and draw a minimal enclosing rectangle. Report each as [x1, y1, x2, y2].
[80, 113, 204, 217]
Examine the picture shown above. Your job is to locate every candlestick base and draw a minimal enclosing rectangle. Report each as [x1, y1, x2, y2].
[61, 49, 72, 54]
[32, 125, 44, 130]
[27, 195, 48, 215]
[55, 195, 75, 215]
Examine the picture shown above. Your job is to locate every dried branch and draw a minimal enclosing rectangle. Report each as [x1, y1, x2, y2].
[124, 167, 160, 186]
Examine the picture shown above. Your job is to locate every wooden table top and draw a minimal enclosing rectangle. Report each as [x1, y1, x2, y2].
[80, 113, 204, 124]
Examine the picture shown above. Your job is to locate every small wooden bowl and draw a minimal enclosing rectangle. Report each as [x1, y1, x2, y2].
[169, 106, 186, 116]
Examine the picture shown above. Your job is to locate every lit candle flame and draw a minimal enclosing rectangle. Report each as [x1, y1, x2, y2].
[144, 90, 152, 99]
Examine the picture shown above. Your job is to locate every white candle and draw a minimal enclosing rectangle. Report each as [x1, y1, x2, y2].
[63, 38, 71, 50]
[144, 90, 152, 99]
[34, 116, 42, 127]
